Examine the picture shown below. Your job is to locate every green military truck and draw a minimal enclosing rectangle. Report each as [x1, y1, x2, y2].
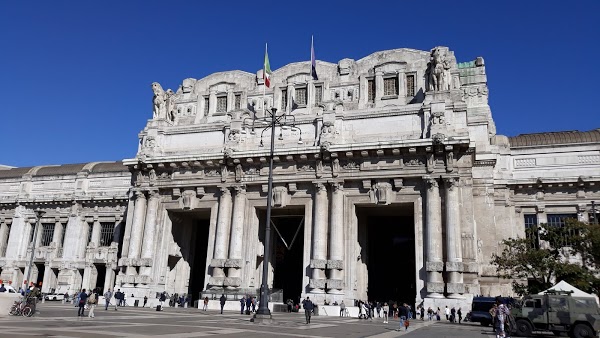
[511, 291, 600, 338]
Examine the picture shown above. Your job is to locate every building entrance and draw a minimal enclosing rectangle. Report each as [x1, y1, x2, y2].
[357, 204, 415, 306]
[167, 210, 210, 303]
[258, 207, 305, 305]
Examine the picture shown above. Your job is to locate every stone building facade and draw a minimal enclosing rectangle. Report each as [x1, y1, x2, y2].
[0, 46, 598, 309]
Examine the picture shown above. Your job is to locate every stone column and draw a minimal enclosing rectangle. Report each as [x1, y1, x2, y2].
[127, 191, 147, 279]
[211, 187, 232, 283]
[0, 221, 8, 257]
[310, 182, 328, 293]
[52, 220, 63, 247]
[104, 268, 116, 293]
[141, 190, 160, 261]
[286, 84, 294, 112]
[226, 185, 246, 286]
[424, 176, 444, 298]
[209, 90, 217, 116]
[34, 219, 43, 248]
[375, 70, 384, 102]
[41, 264, 51, 293]
[327, 181, 344, 294]
[91, 219, 101, 246]
[444, 176, 464, 298]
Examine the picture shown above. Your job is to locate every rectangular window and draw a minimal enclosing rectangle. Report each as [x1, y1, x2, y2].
[40, 223, 55, 247]
[524, 214, 539, 249]
[234, 94, 241, 110]
[315, 85, 323, 106]
[383, 77, 398, 96]
[203, 97, 209, 115]
[60, 224, 66, 247]
[216, 96, 227, 113]
[99, 222, 115, 247]
[406, 74, 415, 97]
[281, 89, 287, 111]
[367, 79, 375, 102]
[295, 87, 307, 106]
[547, 214, 578, 246]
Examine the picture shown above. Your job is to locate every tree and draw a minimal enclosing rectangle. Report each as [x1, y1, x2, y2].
[491, 219, 600, 296]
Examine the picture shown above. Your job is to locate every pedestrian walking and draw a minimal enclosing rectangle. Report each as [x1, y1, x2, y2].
[88, 289, 98, 318]
[339, 300, 346, 317]
[203, 296, 209, 311]
[382, 302, 389, 323]
[219, 294, 226, 314]
[457, 308, 463, 324]
[376, 302, 381, 318]
[427, 306, 433, 320]
[240, 296, 246, 314]
[251, 297, 256, 312]
[143, 296, 148, 307]
[397, 303, 409, 331]
[77, 289, 88, 317]
[420, 305, 425, 320]
[445, 305, 450, 320]
[301, 297, 314, 324]
[103, 289, 112, 311]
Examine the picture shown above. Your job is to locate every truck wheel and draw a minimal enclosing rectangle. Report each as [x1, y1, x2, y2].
[572, 324, 594, 338]
[515, 319, 533, 337]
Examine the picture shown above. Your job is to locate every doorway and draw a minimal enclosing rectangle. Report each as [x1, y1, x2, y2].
[168, 210, 210, 303]
[258, 207, 305, 304]
[357, 204, 415, 306]
[95, 264, 106, 293]
[35, 263, 45, 288]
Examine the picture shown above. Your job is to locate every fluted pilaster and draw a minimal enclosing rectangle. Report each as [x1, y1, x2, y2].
[424, 176, 444, 298]
[444, 176, 464, 297]
[310, 182, 328, 293]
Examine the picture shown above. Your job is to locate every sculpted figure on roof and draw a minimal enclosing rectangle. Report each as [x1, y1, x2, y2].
[152, 82, 167, 119]
[426, 47, 452, 91]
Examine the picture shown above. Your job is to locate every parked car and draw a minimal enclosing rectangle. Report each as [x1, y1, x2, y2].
[44, 293, 65, 301]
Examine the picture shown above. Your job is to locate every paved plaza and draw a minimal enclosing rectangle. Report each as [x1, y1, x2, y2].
[0, 302, 518, 338]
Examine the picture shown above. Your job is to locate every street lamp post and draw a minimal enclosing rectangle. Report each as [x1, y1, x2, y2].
[25, 209, 46, 290]
[245, 107, 302, 323]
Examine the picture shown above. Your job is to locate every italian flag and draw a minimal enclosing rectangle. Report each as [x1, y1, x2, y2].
[263, 44, 272, 88]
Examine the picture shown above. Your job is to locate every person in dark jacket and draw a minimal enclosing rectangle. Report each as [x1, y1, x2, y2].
[219, 294, 226, 314]
[301, 297, 314, 324]
[397, 303, 409, 331]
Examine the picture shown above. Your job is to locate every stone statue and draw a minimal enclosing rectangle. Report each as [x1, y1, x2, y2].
[152, 82, 167, 119]
[426, 47, 452, 91]
[165, 89, 177, 123]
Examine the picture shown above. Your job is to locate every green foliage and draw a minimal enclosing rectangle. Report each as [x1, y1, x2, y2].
[491, 219, 600, 296]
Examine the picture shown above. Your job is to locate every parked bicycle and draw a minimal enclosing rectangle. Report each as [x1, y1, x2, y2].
[9, 296, 37, 317]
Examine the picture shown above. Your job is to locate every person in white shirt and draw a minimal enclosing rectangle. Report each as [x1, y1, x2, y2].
[445, 306, 450, 320]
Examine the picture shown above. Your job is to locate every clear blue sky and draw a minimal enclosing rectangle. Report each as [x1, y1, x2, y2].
[1, 1, 598, 167]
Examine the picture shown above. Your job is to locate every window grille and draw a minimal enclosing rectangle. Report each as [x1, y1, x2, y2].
[368, 80, 375, 102]
[406, 74, 415, 97]
[40, 223, 55, 247]
[234, 94, 241, 110]
[203, 97, 209, 115]
[383, 77, 398, 96]
[295, 88, 307, 106]
[547, 214, 578, 246]
[216, 96, 227, 113]
[315, 86, 323, 106]
[281, 89, 287, 111]
[524, 214, 539, 249]
[99, 222, 114, 247]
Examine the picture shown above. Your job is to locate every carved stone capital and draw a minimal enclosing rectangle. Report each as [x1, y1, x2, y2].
[313, 182, 327, 193]
[233, 185, 246, 195]
[327, 260, 344, 270]
[463, 262, 479, 273]
[224, 259, 242, 268]
[424, 176, 439, 190]
[330, 181, 344, 192]
[310, 259, 328, 269]
[427, 282, 445, 293]
[326, 279, 344, 289]
[445, 261, 463, 272]
[426, 261, 444, 272]
[309, 278, 327, 289]
[208, 277, 225, 286]
[446, 282, 465, 294]
[443, 176, 460, 190]
[210, 259, 227, 268]
[224, 277, 242, 287]
[219, 186, 231, 196]
[135, 191, 147, 200]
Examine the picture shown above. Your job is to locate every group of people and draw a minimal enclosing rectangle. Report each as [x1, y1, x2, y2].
[489, 299, 514, 338]
[424, 305, 463, 323]
[75, 288, 99, 318]
[239, 295, 257, 314]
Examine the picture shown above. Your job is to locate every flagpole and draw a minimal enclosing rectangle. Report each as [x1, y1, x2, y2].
[263, 43, 267, 117]
[309, 35, 313, 114]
